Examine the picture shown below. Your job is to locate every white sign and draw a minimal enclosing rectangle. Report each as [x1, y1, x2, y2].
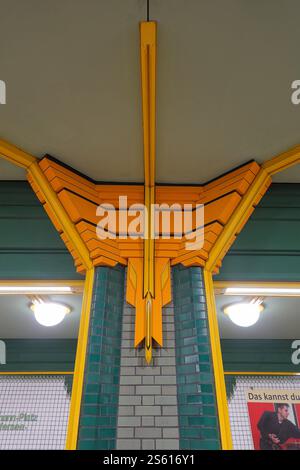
[0, 341, 6, 365]
[291, 339, 300, 365]
[0, 80, 6, 104]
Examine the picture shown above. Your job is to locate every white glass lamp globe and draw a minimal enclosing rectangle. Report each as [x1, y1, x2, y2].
[224, 302, 264, 327]
[31, 302, 70, 327]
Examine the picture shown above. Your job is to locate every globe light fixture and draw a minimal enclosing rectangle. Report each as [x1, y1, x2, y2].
[224, 300, 264, 327]
[30, 301, 70, 327]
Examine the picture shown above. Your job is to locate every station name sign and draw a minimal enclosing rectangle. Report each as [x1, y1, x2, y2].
[0, 341, 6, 365]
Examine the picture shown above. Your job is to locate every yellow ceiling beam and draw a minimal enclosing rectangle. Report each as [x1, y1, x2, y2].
[141, 21, 156, 299]
[205, 144, 300, 274]
[29, 162, 92, 271]
[140, 21, 157, 364]
[0, 138, 37, 169]
[140, 21, 156, 189]
[0, 138, 92, 272]
[262, 145, 300, 175]
[205, 168, 271, 273]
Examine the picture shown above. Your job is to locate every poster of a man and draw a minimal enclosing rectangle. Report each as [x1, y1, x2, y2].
[247, 389, 300, 450]
[257, 404, 300, 449]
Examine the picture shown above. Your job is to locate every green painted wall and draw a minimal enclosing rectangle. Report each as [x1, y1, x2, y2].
[0, 339, 77, 372]
[221, 339, 300, 373]
[0, 181, 81, 279]
[216, 183, 300, 281]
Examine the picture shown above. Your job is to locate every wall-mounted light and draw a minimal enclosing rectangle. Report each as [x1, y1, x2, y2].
[223, 299, 264, 327]
[30, 300, 71, 327]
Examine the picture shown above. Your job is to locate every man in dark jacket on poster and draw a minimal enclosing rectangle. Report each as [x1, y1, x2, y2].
[258, 404, 300, 450]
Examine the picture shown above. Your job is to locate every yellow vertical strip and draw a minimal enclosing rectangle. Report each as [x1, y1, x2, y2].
[140, 21, 156, 299]
[148, 186, 155, 297]
[140, 22, 156, 187]
[65, 268, 94, 450]
[143, 186, 150, 297]
[140, 21, 157, 363]
[203, 269, 233, 450]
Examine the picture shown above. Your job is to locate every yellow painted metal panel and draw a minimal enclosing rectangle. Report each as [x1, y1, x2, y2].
[65, 268, 94, 450]
[203, 269, 233, 450]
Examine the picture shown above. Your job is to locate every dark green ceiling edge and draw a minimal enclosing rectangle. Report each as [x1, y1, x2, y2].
[216, 184, 300, 281]
[0, 181, 81, 279]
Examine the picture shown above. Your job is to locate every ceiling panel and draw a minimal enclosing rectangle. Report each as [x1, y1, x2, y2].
[152, 0, 300, 183]
[0, 0, 300, 183]
[273, 164, 300, 183]
[0, 159, 26, 180]
[0, 0, 145, 182]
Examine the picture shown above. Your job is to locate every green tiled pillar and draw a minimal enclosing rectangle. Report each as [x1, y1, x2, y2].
[173, 265, 221, 450]
[77, 266, 125, 450]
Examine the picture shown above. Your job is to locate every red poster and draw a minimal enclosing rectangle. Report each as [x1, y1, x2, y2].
[247, 389, 300, 450]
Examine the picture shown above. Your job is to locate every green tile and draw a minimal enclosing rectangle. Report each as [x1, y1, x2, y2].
[199, 363, 211, 373]
[177, 364, 197, 375]
[199, 372, 213, 382]
[187, 416, 217, 427]
[200, 384, 213, 393]
[186, 395, 202, 404]
[189, 439, 220, 450]
[184, 354, 199, 364]
[183, 336, 198, 346]
[82, 405, 100, 416]
[201, 394, 215, 405]
[77, 266, 124, 450]
[84, 394, 99, 405]
[81, 416, 111, 426]
[78, 440, 97, 450]
[201, 428, 220, 439]
[85, 384, 101, 394]
[79, 428, 97, 439]
[173, 265, 221, 450]
[178, 383, 198, 394]
[97, 428, 116, 439]
[198, 354, 210, 363]
[202, 405, 217, 416]
[179, 405, 203, 415]
[181, 428, 204, 439]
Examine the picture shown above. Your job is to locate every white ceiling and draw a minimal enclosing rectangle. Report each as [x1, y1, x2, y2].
[0, 295, 81, 338]
[273, 165, 300, 183]
[1, 0, 300, 183]
[216, 294, 300, 339]
[0, 159, 26, 180]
